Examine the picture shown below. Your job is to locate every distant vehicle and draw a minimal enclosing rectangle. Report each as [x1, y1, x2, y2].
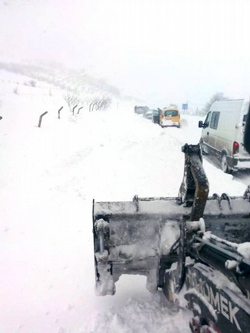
[134, 106, 149, 115]
[160, 106, 180, 128]
[152, 109, 161, 124]
[199, 99, 250, 173]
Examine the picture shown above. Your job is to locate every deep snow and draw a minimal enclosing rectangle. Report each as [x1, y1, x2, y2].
[1, 70, 249, 333]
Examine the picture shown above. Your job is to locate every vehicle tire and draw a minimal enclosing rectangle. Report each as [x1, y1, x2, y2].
[221, 154, 231, 173]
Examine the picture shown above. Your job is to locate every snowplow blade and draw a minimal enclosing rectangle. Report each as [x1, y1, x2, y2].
[93, 195, 250, 296]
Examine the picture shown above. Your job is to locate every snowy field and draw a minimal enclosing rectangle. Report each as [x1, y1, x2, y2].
[0, 70, 249, 333]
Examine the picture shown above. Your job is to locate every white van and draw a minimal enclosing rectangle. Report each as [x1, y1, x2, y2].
[199, 99, 250, 173]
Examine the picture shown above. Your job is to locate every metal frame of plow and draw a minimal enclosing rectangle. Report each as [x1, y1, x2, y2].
[178, 144, 209, 221]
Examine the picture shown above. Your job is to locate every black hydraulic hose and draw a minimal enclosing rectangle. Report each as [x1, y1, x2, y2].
[190, 236, 250, 297]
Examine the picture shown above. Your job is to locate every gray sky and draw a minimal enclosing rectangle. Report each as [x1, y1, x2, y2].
[1, 0, 250, 108]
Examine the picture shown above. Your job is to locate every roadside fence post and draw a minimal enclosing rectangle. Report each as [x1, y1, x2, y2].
[38, 111, 48, 128]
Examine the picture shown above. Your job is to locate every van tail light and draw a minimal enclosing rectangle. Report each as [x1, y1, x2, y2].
[233, 141, 239, 154]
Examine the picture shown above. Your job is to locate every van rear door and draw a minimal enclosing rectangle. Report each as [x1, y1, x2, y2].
[236, 101, 250, 158]
[239, 114, 250, 157]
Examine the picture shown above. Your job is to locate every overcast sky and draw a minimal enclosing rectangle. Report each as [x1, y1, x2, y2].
[1, 0, 250, 108]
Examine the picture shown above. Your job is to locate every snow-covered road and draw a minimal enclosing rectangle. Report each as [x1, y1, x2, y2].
[1, 73, 249, 333]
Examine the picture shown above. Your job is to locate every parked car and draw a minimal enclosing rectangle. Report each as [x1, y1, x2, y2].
[199, 99, 250, 173]
[160, 106, 180, 128]
[134, 106, 149, 115]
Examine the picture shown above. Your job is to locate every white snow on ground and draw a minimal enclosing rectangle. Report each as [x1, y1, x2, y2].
[80, 292, 191, 333]
[0, 69, 249, 333]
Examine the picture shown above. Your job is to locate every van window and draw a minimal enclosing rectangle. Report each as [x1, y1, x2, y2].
[164, 110, 178, 117]
[204, 112, 211, 127]
[210, 112, 220, 129]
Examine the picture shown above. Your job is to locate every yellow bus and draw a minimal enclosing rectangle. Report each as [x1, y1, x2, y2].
[160, 106, 180, 128]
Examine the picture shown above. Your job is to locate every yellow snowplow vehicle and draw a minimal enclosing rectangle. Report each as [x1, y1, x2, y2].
[92, 110, 250, 332]
[160, 105, 181, 128]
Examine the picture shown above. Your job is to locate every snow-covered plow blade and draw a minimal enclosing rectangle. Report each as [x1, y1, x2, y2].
[93, 195, 250, 295]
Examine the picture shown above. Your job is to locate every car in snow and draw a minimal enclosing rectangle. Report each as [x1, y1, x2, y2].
[160, 106, 180, 128]
[199, 99, 250, 173]
[134, 105, 149, 116]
